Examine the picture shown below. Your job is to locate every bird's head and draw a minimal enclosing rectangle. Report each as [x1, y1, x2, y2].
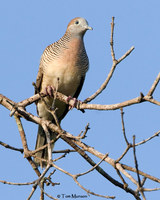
[66, 17, 93, 37]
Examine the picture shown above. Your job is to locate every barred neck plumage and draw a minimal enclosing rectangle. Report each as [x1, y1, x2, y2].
[40, 30, 89, 76]
[42, 32, 71, 60]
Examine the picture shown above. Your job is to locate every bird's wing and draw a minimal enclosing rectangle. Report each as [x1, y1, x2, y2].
[35, 64, 43, 94]
[73, 76, 85, 99]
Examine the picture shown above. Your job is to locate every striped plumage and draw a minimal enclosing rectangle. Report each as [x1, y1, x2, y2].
[34, 17, 92, 168]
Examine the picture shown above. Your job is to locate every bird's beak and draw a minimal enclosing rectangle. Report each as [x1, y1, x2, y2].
[86, 25, 93, 30]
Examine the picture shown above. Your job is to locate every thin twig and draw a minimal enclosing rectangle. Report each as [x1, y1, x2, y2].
[143, 95, 160, 106]
[115, 168, 128, 189]
[0, 180, 36, 186]
[143, 187, 160, 192]
[27, 164, 51, 200]
[40, 180, 44, 200]
[47, 169, 56, 179]
[14, 115, 29, 153]
[122, 163, 160, 183]
[51, 162, 115, 199]
[147, 72, 160, 96]
[52, 78, 59, 110]
[110, 16, 116, 61]
[73, 177, 115, 199]
[141, 192, 146, 200]
[78, 123, 90, 139]
[45, 169, 60, 187]
[41, 123, 52, 165]
[50, 108, 61, 130]
[41, 95, 61, 130]
[135, 130, 160, 146]
[27, 184, 37, 200]
[0, 141, 23, 153]
[133, 136, 141, 187]
[116, 145, 131, 162]
[76, 153, 108, 178]
[52, 153, 67, 162]
[52, 149, 76, 153]
[14, 114, 41, 177]
[141, 177, 147, 187]
[117, 46, 135, 63]
[40, 184, 58, 200]
[120, 108, 129, 145]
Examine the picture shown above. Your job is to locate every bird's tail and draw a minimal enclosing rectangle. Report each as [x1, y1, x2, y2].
[34, 125, 56, 168]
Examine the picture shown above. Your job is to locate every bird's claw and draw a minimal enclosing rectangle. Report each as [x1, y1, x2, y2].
[45, 85, 55, 97]
[67, 96, 80, 110]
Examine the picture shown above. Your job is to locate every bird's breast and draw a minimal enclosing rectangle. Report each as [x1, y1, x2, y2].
[42, 58, 81, 97]
[41, 38, 87, 97]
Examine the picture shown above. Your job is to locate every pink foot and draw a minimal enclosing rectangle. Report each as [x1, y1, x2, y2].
[66, 96, 80, 110]
[45, 86, 55, 97]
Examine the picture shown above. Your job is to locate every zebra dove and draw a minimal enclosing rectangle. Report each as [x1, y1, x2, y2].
[34, 17, 92, 167]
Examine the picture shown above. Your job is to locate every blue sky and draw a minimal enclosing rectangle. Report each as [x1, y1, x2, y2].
[0, 0, 160, 199]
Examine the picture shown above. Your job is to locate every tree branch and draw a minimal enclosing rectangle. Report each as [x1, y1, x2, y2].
[0, 140, 23, 153]
[147, 72, 160, 96]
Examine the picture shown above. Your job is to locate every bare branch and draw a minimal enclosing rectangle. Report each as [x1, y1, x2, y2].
[50, 162, 115, 199]
[52, 153, 67, 162]
[76, 153, 108, 178]
[14, 114, 41, 177]
[39, 184, 58, 200]
[117, 46, 135, 63]
[52, 149, 76, 154]
[81, 95, 144, 110]
[72, 136, 160, 185]
[143, 95, 160, 106]
[116, 145, 131, 162]
[0, 179, 36, 186]
[0, 141, 23, 153]
[135, 130, 160, 146]
[78, 123, 90, 139]
[147, 72, 160, 96]
[40, 181, 44, 200]
[140, 177, 147, 187]
[143, 187, 160, 192]
[27, 184, 37, 200]
[14, 115, 29, 153]
[41, 123, 52, 165]
[73, 177, 115, 199]
[2, 80, 160, 115]
[60, 134, 139, 198]
[27, 165, 51, 200]
[133, 136, 142, 188]
[110, 16, 116, 61]
[115, 168, 128, 189]
[1, 94, 159, 190]
[120, 108, 129, 145]
[45, 169, 60, 187]
[122, 164, 160, 183]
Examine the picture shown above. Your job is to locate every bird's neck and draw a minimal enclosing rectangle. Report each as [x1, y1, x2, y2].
[64, 30, 84, 41]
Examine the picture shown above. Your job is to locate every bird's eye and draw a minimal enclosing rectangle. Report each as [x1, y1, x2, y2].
[75, 20, 79, 25]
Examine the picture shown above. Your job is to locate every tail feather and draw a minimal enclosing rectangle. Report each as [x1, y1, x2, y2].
[34, 125, 56, 168]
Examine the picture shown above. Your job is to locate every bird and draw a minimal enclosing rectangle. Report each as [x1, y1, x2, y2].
[34, 17, 92, 168]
